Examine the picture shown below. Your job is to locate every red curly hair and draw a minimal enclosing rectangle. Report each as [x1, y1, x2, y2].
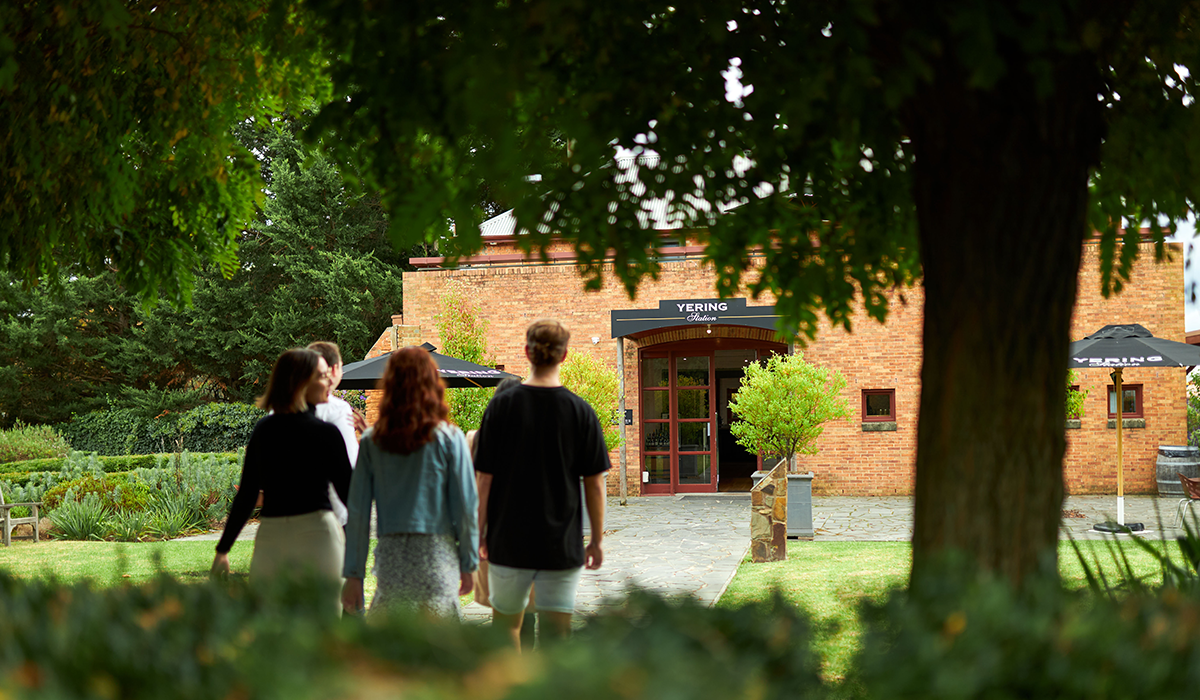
[372, 346, 449, 454]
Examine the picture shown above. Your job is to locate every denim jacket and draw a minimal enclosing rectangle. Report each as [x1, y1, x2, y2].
[342, 423, 479, 578]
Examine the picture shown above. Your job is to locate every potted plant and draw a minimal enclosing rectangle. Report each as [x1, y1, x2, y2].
[732, 352, 849, 538]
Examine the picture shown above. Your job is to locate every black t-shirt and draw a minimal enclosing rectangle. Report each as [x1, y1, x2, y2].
[216, 409, 352, 554]
[474, 384, 610, 570]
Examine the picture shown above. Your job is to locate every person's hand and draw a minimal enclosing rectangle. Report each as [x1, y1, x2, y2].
[479, 540, 488, 561]
[210, 552, 230, 580]
[459, 572, 474, 596]
[342, 577, 365, 614]
[585, 540, 604, 570]
[351, 409, 368, 433]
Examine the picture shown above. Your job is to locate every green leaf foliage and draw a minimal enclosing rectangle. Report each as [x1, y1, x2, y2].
[1066, 369, 1089, 420]
[0, 124, 411, 426]
[0, 0, 327, 306]
[560, 350, 624, 452]
[436, 280, 496, 432]
[0, 421, 69, 464]
[56, 404, 265, 456]
[0, 453, 219, 478]
[857, 555, 1200, 700]
[729, 353, 849, 468]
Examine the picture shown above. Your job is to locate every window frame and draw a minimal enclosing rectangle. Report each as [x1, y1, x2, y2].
[861, 388, 897, 422]
[1106, 383, 1143, 419]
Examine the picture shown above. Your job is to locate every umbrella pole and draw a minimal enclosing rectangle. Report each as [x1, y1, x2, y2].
[1115, 368, 1124, 525]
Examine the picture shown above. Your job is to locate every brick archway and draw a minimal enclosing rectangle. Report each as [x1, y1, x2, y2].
[634, 324, 790, 349]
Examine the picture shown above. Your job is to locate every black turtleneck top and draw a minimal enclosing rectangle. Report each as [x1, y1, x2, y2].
[216, 408, 352, 554]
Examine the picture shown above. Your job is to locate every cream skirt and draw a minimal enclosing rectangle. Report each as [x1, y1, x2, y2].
[250, 510, 344, 614]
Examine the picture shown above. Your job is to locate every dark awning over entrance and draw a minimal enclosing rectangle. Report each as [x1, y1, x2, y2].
[611, 298, 781, 338]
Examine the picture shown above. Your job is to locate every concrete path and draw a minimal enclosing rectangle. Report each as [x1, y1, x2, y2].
[180, 492, 1200, 624]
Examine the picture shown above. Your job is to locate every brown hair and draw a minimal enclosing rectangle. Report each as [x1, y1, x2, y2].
[372, 346, 449, 454]
[306, 341, 342, 367]
[257, 349, 321, 414]
[526, 319, 570, 367]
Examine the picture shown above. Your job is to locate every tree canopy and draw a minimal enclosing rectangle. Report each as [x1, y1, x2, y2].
[0, 0, 324, 306]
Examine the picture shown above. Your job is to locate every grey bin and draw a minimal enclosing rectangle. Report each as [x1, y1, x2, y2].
[751, 470, 815, 539]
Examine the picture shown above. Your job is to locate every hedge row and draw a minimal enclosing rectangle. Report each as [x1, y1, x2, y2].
[55, 402, 265, 456]
[0, 452, 239, 485]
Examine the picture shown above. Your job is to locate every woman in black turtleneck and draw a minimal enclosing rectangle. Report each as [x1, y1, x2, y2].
[211, 348, 352, 613]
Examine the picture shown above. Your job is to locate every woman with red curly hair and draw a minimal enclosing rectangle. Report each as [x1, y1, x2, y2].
[341, 347, 478, 618]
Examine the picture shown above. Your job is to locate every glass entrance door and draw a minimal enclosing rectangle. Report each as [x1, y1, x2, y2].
[641, 350, 716, 494]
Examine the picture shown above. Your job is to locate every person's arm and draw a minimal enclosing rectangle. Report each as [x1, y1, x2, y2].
[342, 435, 375, 581]
[341, 435, 375, 613]
[583, 472, 605, 570]
[445, 428, 480, 575]
[578, 401, 610, 570]
[328, 425, 354, 506]
[212, 428, 266, 570]
[476, 471, 492, 562]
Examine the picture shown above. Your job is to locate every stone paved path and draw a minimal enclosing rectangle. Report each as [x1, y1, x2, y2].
[179, 492, 1200, 624]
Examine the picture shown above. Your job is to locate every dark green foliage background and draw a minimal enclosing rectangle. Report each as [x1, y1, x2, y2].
[0, 128, 410, 428]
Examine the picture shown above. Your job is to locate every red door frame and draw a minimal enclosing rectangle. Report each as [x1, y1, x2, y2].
[640, 347, 716, 494]
[639, 337, 790, 495]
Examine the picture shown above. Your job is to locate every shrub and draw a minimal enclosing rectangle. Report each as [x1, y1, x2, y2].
[107, 509, 153, 542]
[854, 556, 1200, 700]
[56, 403, 265, 456]
[147, 493, 207, 539]
[48, 493, 111, 541]
[0, 570, 823, 700]
[42, 474, 117, 511]
[0, 420, 70, 463]
[0, 452, 235, 477]
[175, 403, 266, 453]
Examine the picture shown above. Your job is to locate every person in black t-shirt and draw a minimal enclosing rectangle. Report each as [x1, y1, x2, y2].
[474, 319, 610, 650]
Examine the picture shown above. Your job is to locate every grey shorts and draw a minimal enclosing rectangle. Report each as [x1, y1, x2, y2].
[487, 562, 584, 615]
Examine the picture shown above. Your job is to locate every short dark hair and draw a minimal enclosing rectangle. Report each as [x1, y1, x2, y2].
[526, 319, 570, 367]
[257, 349, 321, 414]
[307, 341, 342, 367]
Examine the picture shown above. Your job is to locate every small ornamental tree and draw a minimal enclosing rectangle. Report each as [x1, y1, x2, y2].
[1065, 370, 1088, 421]
[560, 351, 623, 452]
[435, 281, 495, 432]
[729, 353, 849, 473]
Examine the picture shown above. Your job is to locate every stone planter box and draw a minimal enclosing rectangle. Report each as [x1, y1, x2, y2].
[751, 470, 815, 539]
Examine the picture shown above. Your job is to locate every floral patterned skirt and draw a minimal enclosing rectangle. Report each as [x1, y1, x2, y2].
[370, 533, 461, 620]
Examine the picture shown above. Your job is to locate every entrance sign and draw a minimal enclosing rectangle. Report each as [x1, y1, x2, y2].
[611, 298, 781, 337]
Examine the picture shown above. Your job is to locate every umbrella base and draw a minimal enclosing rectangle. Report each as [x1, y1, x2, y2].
[1093, 521, 1145, 533]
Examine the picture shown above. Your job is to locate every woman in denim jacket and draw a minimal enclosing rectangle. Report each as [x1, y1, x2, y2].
[340, 347, 479, 618]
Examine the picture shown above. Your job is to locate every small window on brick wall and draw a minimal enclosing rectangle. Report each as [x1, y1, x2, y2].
[1108, 384, 1143, 418]
[862, 389, 896, 422]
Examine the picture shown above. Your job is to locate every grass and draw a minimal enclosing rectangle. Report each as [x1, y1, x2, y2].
[0, 538, 465, 608]
[717, 539, 1178, 683]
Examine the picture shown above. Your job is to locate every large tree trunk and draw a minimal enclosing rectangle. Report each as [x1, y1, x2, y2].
[905, 45, 1105, 586]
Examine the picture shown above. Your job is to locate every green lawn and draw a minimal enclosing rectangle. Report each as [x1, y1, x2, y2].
[0, 539, 383, 603]
[718, 539, 1178, 682]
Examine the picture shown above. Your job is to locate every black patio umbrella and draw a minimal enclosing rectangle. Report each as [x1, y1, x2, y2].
[339, 343, 520, 389]
[1069, 324, 1200, 529]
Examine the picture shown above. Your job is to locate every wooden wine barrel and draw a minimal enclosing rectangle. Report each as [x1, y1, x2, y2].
[1156, 445, 1200, 497]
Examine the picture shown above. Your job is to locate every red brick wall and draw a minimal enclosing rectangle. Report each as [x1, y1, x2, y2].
[393, 240, 1185, 497]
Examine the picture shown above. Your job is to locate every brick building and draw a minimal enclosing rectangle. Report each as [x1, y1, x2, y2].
[365, 225, 1187, 498]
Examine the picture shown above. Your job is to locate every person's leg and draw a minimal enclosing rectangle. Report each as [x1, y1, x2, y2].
[539, 611, 572, 645]
[519, 585, 537, 649]
[527, 567, 583, 647]
[487, 563, 536, 651]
